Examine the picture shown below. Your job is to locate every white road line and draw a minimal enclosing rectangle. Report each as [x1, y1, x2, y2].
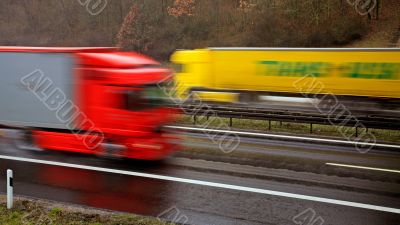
[1, 154, 399, 214]
[166, 126, 400, 149]
[326, 163, 400, 174]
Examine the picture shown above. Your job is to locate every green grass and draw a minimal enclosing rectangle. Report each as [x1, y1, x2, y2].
[0, 199, 174, 225]
[176, 115, 400, 143]
[0, 205, 23, 225]
[49, 207, 63, 218]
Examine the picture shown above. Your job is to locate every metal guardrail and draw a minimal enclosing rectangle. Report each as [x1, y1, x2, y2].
[167, 125, 400, 150]
[177, 104, 400, 132]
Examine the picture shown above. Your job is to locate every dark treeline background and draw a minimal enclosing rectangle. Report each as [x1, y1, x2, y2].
[0, 0, 134, 46]
[0, 0, 397, 60]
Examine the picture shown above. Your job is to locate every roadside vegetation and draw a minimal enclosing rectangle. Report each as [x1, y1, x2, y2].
[117, 0, 374, 60]
[0, 1, 398, 61]
[0, 196, 173, 225]
[117, 0, 399, 60]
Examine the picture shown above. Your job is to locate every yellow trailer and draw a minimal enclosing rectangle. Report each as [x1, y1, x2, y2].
[171, 48, 400, 104]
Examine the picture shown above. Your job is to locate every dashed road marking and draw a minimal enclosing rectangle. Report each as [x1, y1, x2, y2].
[326, 162, 400, 174]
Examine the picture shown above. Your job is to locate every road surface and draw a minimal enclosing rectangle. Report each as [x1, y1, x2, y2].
[0, 132, 399, 225]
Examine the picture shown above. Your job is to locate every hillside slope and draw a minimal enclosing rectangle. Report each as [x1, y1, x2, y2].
[347, 0, 400, 47]
[0, 0, 397, 61]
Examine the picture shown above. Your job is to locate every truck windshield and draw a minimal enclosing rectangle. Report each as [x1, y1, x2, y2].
[125, 83, 172, 110]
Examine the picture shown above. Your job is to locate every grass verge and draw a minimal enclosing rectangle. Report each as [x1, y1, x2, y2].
[0, 196, 173, 225]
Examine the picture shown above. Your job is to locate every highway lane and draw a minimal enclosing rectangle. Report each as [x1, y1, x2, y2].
[181, 132, 400, 173]
[0, 157, 399, 225]
[0, 135, 400, 224]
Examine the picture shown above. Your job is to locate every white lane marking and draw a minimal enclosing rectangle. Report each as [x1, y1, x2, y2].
[1, 154, 399, 214]
[326, 163, 400, 174]
[167, 126, 400, 149]
[259, 96, 319, 104]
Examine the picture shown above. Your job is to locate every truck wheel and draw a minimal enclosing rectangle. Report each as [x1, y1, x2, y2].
[239, 92, 258, 103]
[13, 130, 42, 151]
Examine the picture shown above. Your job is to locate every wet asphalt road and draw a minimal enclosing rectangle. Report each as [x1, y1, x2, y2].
[0, 134, 399, 225]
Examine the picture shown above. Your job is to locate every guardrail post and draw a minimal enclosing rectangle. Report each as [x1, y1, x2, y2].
[268, 120, 271, 131]
[7, 169, 13, 209]
[193, 115, 196, 125]
[310, 123, 313, 134]
[229, 117, 233, 127]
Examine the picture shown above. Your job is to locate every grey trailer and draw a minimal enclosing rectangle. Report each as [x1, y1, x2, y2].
[0, 52, 75, 129]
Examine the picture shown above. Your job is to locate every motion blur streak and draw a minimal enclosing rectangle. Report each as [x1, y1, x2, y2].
[166, 126, 400, 150]
[172, 48, 400, 103]
[0, 154, 399, 214]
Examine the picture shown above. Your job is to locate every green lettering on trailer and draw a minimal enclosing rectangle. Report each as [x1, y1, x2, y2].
[344, 63, 400, 79]
[258, 61, 400, 79]
[258, 61, 329, 77]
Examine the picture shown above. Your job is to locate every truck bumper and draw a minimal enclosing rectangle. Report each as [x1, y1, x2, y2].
[123, 134, 181, 160]
[33, 130, 181, 160]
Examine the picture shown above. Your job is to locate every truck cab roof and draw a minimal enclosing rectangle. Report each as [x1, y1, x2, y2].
[77, 52, 160, 68]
